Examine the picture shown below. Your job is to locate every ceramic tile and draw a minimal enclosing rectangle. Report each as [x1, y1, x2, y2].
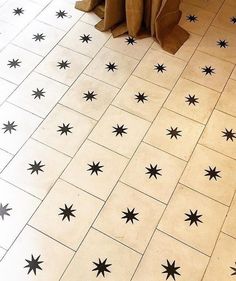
[0, 78, 16, 105]
[0, 225, 73, 280]
[0, 102, 42, 154]
[89, 106, 150, 158]
[61, 140, 128, 200]
[30, 179, 103, 250]
[1, 138, 70, 199]
[223, 193, 236, 239]
[33, 104, 96, 156]
[133, 49, 186, 90]
[182, 0, 224, 13]
[31, 0, 52, 5]
[121, 142, 186, 203]
[133, 230, 209, 281]
[0, 248, 6, 261]
[231, 66, 236, 80]
[158, 184, 227, 255]
[84, 47, 138, 88]
[182, 51, 234, 92]
[164, 78, 220, 124]
[0, 44, 42, 84]
[0, 149, 12, 172]
[8, 72, 69, 118]
[0, 178, 40, 249]
[200, 110, 236, 159]
[180, 144, 236, 205]
[112, 75, 169, 122]
[80, 11, 101, 26]
[94, 182, 165, 253]
[60, 74, 119, 120]
[144, 108, 204, 161]
[60, 228, 141, 281]
[0, 20, 19, 50]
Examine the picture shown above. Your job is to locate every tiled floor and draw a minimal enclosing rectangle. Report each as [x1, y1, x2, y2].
[0, 0, 235, 280]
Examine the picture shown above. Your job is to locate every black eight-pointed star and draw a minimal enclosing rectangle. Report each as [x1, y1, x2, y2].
[80, 34, 92, 43]
[105, 62, 118, 72]
[57, 60, 71, 69]
[166, 127, 182, 139]
[56, 10, 68, 18]
[28, 161, 45, 175]
[185, 94, 199, 106]
[125, 36, 137, 45]
[204, 166, 221, 181]
[201, 65, 215, 76]
[154, 63, 166, 73]
[185, 209, 203, 226]
[32, 33, 46, 42]
[57, 123, 73, 136]
[92, 258, 112, 277]
[58, 204, 76, 221]
[217, 39, 229, 48]
[135, 92, 148, 103]
[145, 164, 162, 179]
[24, 255, 43, 275]
[13, 7, 24, 16]
[87, 161, 104, 176]
[186, 14, 198, 22]
[8, 59, 21, 68]
[2, 121, 17, 134]
[83, 90, 97, 101]
[122, 208, 139, 224]
[0, 203, 12, 220]
[222, 128, 236, 142]
[230, 16, 236, 24]
[32, 88, 45, 99]
[230, 262, 236, 276]
[112, 124, 128, 137]
[162, 260, 181, 280]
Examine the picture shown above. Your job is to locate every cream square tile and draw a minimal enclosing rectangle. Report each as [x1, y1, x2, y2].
[30, 179, 103, 250]
[33, 104, 96, 156]
[198, 26, 236, 64]
[182, 51, 234, 92]
[0, 20, 19, 50]
[80, 11, 101, 26]
[94, 182, 165, 253]
[0, 78, 16, 105]
[223, 193, 236, 238]
[60, 21, 110, 58]
[180, 144, 236, 205]
[0, 102, 42, 154]
[89, 106, 150, 158]
[133, 49, 186, 90]
[158, 184, 227, 255]
[0, 44, 42, 84]
[0, 0, 7, 6]
[60, 228, 141, 281]
[0, 225, 73, 280]
[13, 20, 65, 56]
[1, 139, 70, 199]
[217, 79, 236, 117]
[60, 74, 119, 120]
[0, 248, 6, 261]
[144, 108, 204, 161]
[182, 0, 224, 13]
[61, 140, 128, 200]
[36, 45, 90, 86]
[179, 3, 215, 36]
[0, 179, 40, 249]
[121, 142, 186, 203]
[200, 110, 236, 159]
[231, 66, 236, 80]
[8, 72, 69, 118]
[84, 47, 138, 88]
[164, 78, 220, 124]
[112, 76, 169, 122]
[0, 149, 12, 172]
[133, 230, 209, 281]
[203, 233, 236, 280]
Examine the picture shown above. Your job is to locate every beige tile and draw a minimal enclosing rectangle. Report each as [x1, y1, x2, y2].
[134, 49, 186, 90]
[112, 75, 169, 122]
[0, 20, 19, 50]
[94, 182, 165, 253]
[61, 228, 141, 281]
[144, 108, 204, 161]
[121, 142, 186, 204]
[200, 110, 236, 159]
[0, 149, 12, 172]
[231, 66, 236, 79]
[0, 248, 6, 261]
[165, 78, 220, 124]
[80, 11, 101, 25]
[180, 144, 236, 205]
[217, 79, 236, 117]
[158, 184, 228, 255]
[0, 78, 16, 105]
[223, 193, 236, 238]
[225, 0, 236, 6]
[133, 230, 209, 281]
[182, 51, 234, 92]
[89, 106, 150, 158]
[182, 0, 224, 13]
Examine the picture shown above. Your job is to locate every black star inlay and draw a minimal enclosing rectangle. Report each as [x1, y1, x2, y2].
[80, 34, 92, 43]
[13, 7, 24, 16]
[57, 123, 73, 136]
[112, 124, 128, 137]
[154, 63, 166, 73]
[230, 16, 236, 24]
[217, 39, 229, 48]
[32, 88, 45, 99]
[32, 33, 46, 42]
[0, 203, 12, 220]
[57, 60, 70, 69]
[166, 127, 182, 139]
[56, 10, 68, 18]
[162, 260, 181, 280]
[222, 128, 236, 142]
[8, 59, 21, 68]
[204, 166, 221, 181]
[185, 209, 203, 226]
[105, 62, 118, 72]
[145, 164, 162, 179]
[186, 14, 198, 22]
[230, 262, 236, 276]
[92, 258, 112, 277]
[201, 65, 215, 76]
[28, 161, 45, 175]
[135, 92, 148, 103]
[185, 94, 199, 106]
[87, 161, 104, 175]
[122, 208, 139, 224]
[83, 90, 97, 101]
[125, 36, 137, 45]
[58, 204, 76, 221]
[2, 121, 17, 134]
[24, 255, 43, 275]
